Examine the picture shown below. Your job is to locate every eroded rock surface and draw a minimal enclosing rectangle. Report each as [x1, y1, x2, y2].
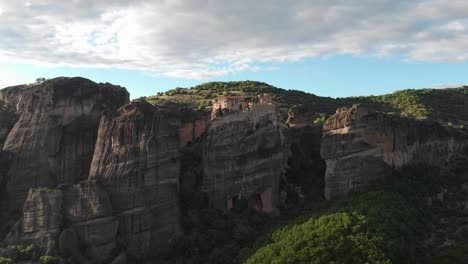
[5, 181, 118, 262]
[0, 77, 129, 209]
[89, 100, 209, 255]
[321, 104, 468, 199]
[0, 102, 17, 149]
[287, 104, 324, 128]
[202, 104, 289, 213]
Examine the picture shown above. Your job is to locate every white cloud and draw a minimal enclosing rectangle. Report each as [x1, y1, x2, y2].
[432, 83, 467, 88]
[1, 0, 468, 79]
[0, 71, 30, 88]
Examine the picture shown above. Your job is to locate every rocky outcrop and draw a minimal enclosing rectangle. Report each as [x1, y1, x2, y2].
[0, 77, 129, 209]
[287, 104, 324, 128]
[202, 104, 289, 213]
[321, 104, 468, 199]
[89, 100, 209, 255]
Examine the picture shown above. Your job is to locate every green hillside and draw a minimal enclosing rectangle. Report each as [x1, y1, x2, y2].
[145, 81, 468, 126]
[359, 87, 468, 126]
[144, 81, 357, 116]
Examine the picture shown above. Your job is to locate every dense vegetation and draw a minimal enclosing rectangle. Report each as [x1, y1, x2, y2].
[146, 81, 468, 125]
[151, 164, 468, 264]
[246, 165, 440, 264]
[359, 87, 468, 125]
[145, 81, 354, 116]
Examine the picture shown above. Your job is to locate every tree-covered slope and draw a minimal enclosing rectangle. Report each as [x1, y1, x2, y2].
[155, 164, 468, 264]
[144, 81, 356, 116]
[145, 81, 468, 126]
[361, 87, 468, 125]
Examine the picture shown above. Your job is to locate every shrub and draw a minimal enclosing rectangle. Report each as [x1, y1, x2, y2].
[7, 244, 36, 260]
[0, 257, 13, 264]
[313, 116, 327, 124]
[39, 256, 59, 264]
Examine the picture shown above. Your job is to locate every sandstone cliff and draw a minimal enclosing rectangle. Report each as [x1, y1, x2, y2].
[0, 102, 17, 149]
[5, 181, 119, 263]
[89, 100, 209, 255]
[321, 104, 468, 199]
[0, 77, 129, 209]
[202, 104, 289, 213]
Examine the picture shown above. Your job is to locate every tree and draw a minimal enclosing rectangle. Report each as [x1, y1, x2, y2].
[36, 77, 47, 83]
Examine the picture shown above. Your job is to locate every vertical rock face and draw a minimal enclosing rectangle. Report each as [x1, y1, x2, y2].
[5, 181, 118, 262]
[287, 124, 326, 200]
[89, 100, 209, 255]
[0, 151, 12, 190]
[5, 188, 63, 253]
[0, 102, 17, 149]
[202, 104, 289, 213]
[0, 77, 129, 209]
[321, 104, 468, 199]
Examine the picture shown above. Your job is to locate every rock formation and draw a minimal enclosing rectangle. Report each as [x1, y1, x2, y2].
[0, 151, 12, 194]
[89, 100, 209, 255]
[202, 104, 289, 213]
[5, 181, 119, 263]
[0, 102, 17, 149]
[3, 99, 210, 261]
[0, 77, 129, 209]
[287, 104, 324, 128]
[321, 104, 468, 199]
[287, 124, 325, 200]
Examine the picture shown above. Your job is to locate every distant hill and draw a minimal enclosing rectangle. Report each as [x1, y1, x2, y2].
[362, 87, 468, 126]
[144, 81, 468, 126]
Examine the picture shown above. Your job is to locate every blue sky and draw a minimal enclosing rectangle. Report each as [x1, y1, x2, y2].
[1, 1, 468, 99]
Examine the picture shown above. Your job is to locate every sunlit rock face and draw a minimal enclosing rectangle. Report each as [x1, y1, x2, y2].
[202, 104, 289, 213]
[321, 104, 468, 199]
[0, 77, 129, 209]
[89, 100, 209, 255]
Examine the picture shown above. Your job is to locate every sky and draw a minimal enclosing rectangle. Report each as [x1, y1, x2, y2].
[1, 0, 468, 99]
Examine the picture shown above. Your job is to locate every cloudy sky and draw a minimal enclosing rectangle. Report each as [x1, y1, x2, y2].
[1, 0, 468, 98]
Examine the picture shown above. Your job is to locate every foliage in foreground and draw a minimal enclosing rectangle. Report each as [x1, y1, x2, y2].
[39, 255, 59, 264]
[155, 165, 442, 264]
[0, 257, 13, 264]
[245, 165, 440, 264]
